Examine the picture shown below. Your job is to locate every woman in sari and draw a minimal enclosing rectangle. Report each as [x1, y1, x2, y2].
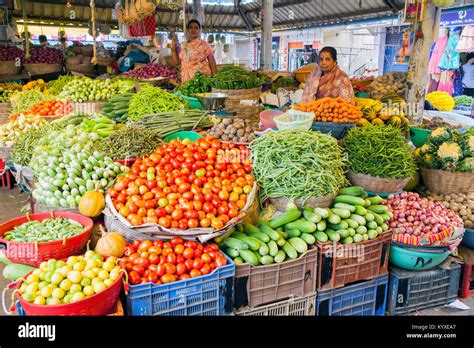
[302, 47, 355, 103]
[171, 19, 217, 83]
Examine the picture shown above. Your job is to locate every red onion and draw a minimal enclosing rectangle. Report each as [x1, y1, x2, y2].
[123, 63, 179, 82]
[25, 47, 63, 64]
[0, 46, 25, 63]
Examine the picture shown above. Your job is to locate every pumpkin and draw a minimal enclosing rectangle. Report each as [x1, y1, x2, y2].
[95, 226, 126, 258]
[79, 190, 105, 217]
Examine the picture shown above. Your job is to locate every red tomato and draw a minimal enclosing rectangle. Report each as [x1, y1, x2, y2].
[167, 253, 177, 265]
[176, 255, 185, 264]
[189, 269, 202, 278]
[156, 264, 166, 277]
[184, 259, 194, 271]
[129, 252, 140, 262]
[194, 249, 203, 259]
[201, 264, 211, 275]
[148, 246, 162, 255]
[203, 202, 214, 214]
[183, 247, 194, 260]
[200, 218, 211, 228]
[135, 257, 150, 269]
[171, 209, 183, 221]
[216, 255, 227, 267]
[208, 244, 219, 251]
[163, 242, 172, 249]
[124, 246, 135, 257]
[187, 219, 199, 229]
[211, 218, 224, 230]
[164, 263, 176, 274]
[174, 244, 184, 255]
[138, 240, 153, 253]
[158, 217, 171, 228]
[125, 262, 133, 272]
[149, 264, 159, 274]
[128, 271, 141, 285]
[153, 240, 164, 248]
[217, 205, 229, 215]
[132, 265, 145, 275]
[176, 263, 186, 276]
[201, 253, 212, 264]
[178, 220, 188, 230]
[210, 262, 217, 270]
[161, 274, 176, 284]
[193, 258, 204, 270]
[162, 247, 173, 257]
[179, 274, 191, 281]
[148, 253, 160, 265]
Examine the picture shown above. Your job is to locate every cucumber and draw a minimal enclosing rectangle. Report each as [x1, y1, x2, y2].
[341, 237, 354, 245]
[387, 211, 394, 219]
[353, 234, 363, 243]
[313, 231, 329, 243]
[367, 221, 378, 230]
[356, 226, 367, 234]
[376, 226, 383, 234]
[372, 212, 384, 225]
[300, 233, 316, 245]
[222, 237, 249, 250]
[367, 205, 389, 214]
[355, 206, 368, 216]
[339, 186, 364, 196]
[368, 196, 383, 205]
[380, 213, 391, 222]
[269, 210, 302, 228]
[334, 195, 366, 206]
[239, 250, 259, 266]
[331, 208, 351, 219]
[327, 212, 341, 225]
[350, 214, 366, 226]
[288, 237, 308, 254]
[276, 238, 286, 247]
[282, 242, 298, 259]
[381, 223, 388, 232]
[236, 225, 244, 233]
[327, 230, 341, 242]
[3, 263, 35, 281]
[359, 191, 369, 199]
[267, 240, 279, 257]
[365, 213, 375, 222]
[274, 250, 286, 263]
[317, 220, 327, 231]
[336, 229, 350, 239]
[346, 219, 359, 229]
[243, 224, 261, 235]
[259, 222, 281, 241]
[303, 208, 322, 223]
[285, 220, 317, 233]
[226, 248, 240, 258]
[363, 234, 369, 241]
[333, 202, 356, 213]
[232, 233, 261, 251]
[259, 243, 270, 256]
[214, 228, 235, 244]
[286, 229, 301, 238]
[368, 230, 378, 239]
[314, 207, 330, 219]
[275, 227, 283, 232]
[260, 255, 274, 265]
[247, 231, 271, 243]
[364, 199, 371, 207]
[328, 221, 349, 230]
[277, 230, 288, 240]
[347, 228, 356, 237]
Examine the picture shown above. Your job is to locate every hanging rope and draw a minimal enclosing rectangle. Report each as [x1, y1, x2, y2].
[90, 0, 97, 64]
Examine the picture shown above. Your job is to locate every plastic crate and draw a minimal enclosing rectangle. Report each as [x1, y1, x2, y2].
[126, 254, 235, 316]
[317, 231, 391, 290]
[311, 121, 356, 140]
[234, 247, 318, 310]
[387, 263, 461, 315]
[235, 293, 316, 316]
[316, 274, 388, 316]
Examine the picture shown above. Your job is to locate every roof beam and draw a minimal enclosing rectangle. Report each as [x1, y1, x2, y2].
[244, 0, 312, 13]
[236, 0, 254, 31]
[383, 0, 402, 12]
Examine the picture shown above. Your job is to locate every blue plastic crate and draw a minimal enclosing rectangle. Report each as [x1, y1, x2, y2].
[127, 254, 235, 316]
[387, 263, 461, 315]
[316, 274, 388, 316]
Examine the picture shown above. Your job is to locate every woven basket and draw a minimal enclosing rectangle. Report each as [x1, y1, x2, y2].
[0, 103, 11, 124]
[212, 87, 261, 109]
[0, 61, 21, 75]
[420, 167, 474, 194]
[24, 63, 63, 75]
[347, 169, 410, 194]
[228, 105, 264, 120]
[67, 63, 95, 75]
[72, 101, 106, 114]
[0, 146, 12, 162]
[269, 193, 336, 212]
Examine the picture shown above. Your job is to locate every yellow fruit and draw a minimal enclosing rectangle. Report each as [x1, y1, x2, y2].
[94, 228, 126, 258]
[71, 292, 86, 303]
[50, 273, 64, 285]
[102, 261, 114, 272]
[73, 262, 85, 272]
[59, 279, 72, 291]
[40, 286, 53, 298]
[26, 274, 40, 284]
[52, 288, 65, 299]
[371, 118, 384, 126]
[48, 298, 61, 305]
[34, 296, 46, 305]
[83, 285, 94, 296]
[67, 270, 82, 284]
[27, 283, 39, 294]
[78, 190, 105, 217]
[103, 279, 113, 287]
[93, 282, 107, 294]
[98, 270, 109, 280]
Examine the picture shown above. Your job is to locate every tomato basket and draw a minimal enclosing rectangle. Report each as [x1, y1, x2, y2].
[0, 212, 93, 266]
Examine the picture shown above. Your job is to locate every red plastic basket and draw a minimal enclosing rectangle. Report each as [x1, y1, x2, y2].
[10, 269, 124, 316]
[0, 212, 93, 266]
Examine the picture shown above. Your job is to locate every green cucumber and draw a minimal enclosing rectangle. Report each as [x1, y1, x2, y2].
[267, 240, 279, 257]
[243, 224, 261, 235]
[282, 242, 298, 259]
[368, 230, 378, 239]
[333, 202, 356, 213]
[234, 257, 244, 265]
[353, 234, 363, 243]
[331, 208, 351, 219]
[288, 237, 308, 254]
[259, 243, 269, 256]
[236, 225, 244, 233]
[365, 213, 375, 222]
[341, 237, 354, 245]
[314, 208, 330, 219]
[364, 199, 371, 207]
[328, 221, 349, 230]
[214, 228, 235, 244]
[372, 212, 384, 225]
[303, 208, 322, 223]
[313, 231, 329, 243]
[363, 234, 369, 241]
[260, 255, 274, 265]
[327, 230, 341, 242]
[327, 211, 341, 224]
[376, 226, 383, 234]
[348, 228, 356, 237]
[356, 226, 367, 234]
[285, 220, 317, 233]
[268, 210, 302, 228]
[367, 205, 389, 214]
[226, 248, 240, 258]
[246, 230, 270, 243]
[232, 233, 261, 251]
[239, 250, 259, 266]
[274, 250, 286, 263]
[222, 237, 249, 250]
[277, 230, 288, 240]
[367, 221, 378, 230]
[276, 238, 286, 247]
[381, 223, 388, 231]
[300, 233, 316, 245]
[380, 213, 391, 222]
[336, 229, 350, 239]
[317, 220, 327, 231]
[359, 191, 369, 199]
[334, 195, 366, 206]
[355, 206, 368, 216]
[286, 229, 301, 238]
[339, 186, 364, 196]
[259, 222, 281, 241]
[346, 219, 359, 229]
[350, 214, 366, 226]
[368, 196, 383, 205]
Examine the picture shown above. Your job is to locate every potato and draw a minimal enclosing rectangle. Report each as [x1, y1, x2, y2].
[469, 215, 474, 222]
[451, 206, 460, 212]
[445, 195, 451, 201]
[240, 136, 248, 143]
[456, 197, 464, 204]
[222, 118, 232, 125]
[236, 129, 245, 137]
[232, 136, 239, 142]
[221, 134, 229, 141]
[460, 209, 468, 216]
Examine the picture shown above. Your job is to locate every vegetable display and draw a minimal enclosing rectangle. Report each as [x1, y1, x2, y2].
[425, 92, 455, 111]
[424, 191, 474, 228]
[17, 251, 122, 305]
[108, 137, 254, 229]
[0, 83, 21, 103]
[10, 90, 51, 115]
[25, 47, 63, 64]
[386, 191, 463, 245]
[95, 125, 163, 160]
[101, 93, 134, 123]
[0, 46, 24, 62]
[270, 76, 298, 93]
[344, 124, 416, 179]
[131, 110, 212, 138]
[249, 129, 348, 201]
[0, 114, 45, 147]
[26, 100, 72, 117]
[123, 63, 179, 82]
[22, 79, 49, 92]
[293, 97, 363, 123]
[94, 228, 126, 258]
[48, 75, 77, 95]
[3, 217, 85, 243]
[123, 238, 228, 285]
[205, 117, 258, 143]
[356, 96, 409, 128]
[454, 95, 473, 107]
[60, 78, 121, 102]
[128, 86, 189, 120]
[368, 72, 407, 100]
[416, 116, 464, 131]
[210, 66, 264, 90]
[177, 72, 212, 96]
[414, 127, 473, 172]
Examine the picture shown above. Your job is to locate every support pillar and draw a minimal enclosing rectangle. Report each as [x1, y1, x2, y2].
[261, 0, 273, 70]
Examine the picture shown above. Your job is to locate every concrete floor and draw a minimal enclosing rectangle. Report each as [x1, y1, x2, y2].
[0, 187, 473, 316]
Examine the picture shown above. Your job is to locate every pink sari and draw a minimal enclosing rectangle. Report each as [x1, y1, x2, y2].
[179, 38, 213, 83]
[302, 65, 355, 103]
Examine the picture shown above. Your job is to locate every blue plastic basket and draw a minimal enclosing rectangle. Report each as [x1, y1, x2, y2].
[462, 228, 474, 249]
[126, 254, 235, 316]
[315, 274, 388, 316]
[387, 263, 461, 315]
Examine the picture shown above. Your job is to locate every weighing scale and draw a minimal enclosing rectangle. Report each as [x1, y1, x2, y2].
[195, 93, 237, 118]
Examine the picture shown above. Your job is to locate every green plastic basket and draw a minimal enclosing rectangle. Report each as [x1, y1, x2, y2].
[163, 131, 203, 143]
[410, 127, 432, 148]
[389, 244, 451, 271]
[176, 92, 203, 110]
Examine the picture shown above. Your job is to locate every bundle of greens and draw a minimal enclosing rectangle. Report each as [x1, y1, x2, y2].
[177, 72, 212, 97]
[210, 66, 264, 90]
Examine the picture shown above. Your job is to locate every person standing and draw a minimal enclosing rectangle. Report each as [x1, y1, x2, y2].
[38, 35, 49, 47]
[171, 19, 217, 83]
[461, 53, 474, 97]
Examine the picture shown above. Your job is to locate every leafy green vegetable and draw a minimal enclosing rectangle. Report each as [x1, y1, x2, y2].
[177, 72, 212, 97]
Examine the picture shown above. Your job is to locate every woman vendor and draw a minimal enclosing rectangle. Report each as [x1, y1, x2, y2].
[171, 19, 217, 83]
[302, 47, 355, 103]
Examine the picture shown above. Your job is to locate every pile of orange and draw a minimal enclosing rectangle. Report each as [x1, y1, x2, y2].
[293, 97, 363, 123]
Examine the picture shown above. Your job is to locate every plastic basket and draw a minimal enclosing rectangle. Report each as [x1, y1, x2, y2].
[316, 274, 388, 316]
[235, 293, 316, 316]
[126, 254, 235, 316]
[387, 263, 461, 315]
[0, 212, 93, 266]
[163, 131, 203, 142]
[274, 109, 313, 131]
[234, 247, 318, 310]
[176, 92, 203, 110]
[317, 231, 392, 291]
[17, 299, 125, 316]
[389, 244, 452, 271]
[311, 121, 356, 140]
[410, 127, 432, 148]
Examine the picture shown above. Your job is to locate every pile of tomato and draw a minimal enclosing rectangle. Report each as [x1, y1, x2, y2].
[124, 238, 228, 285]
[108, 137, 254, 230]
[28, 100, 73, 116]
